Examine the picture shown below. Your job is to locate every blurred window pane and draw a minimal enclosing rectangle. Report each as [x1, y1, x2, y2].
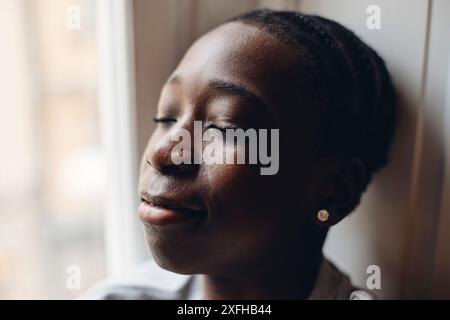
[0, 0, 106, 299]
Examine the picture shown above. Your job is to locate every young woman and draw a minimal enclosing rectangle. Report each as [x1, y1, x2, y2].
[85, 9, 396, 300]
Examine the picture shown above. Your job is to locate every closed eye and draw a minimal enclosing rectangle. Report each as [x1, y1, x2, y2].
[153, 117, 177, 123]
[206, 123, 238, 133]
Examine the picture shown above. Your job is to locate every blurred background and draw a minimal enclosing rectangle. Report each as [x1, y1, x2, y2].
[0, 0, 105, 299]
[0, 0, 449, 299]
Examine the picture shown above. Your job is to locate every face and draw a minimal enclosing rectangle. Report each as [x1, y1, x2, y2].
[138, 22, 329, 276]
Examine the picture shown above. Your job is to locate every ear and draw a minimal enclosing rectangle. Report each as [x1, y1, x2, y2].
[315, 158, 367, 227]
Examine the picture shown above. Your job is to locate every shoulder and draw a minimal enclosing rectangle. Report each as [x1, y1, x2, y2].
[309, 258, 377, 300]
[349, 289, 377, 300]
[81, 257, 376, 300]
[80, 260, 196, 300]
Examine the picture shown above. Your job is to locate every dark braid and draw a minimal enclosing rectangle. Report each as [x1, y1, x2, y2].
[228, 9, 396, 189]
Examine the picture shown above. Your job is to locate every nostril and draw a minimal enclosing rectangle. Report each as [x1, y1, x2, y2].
[147, 157, 179, 174]
[147, 154, 197, 176]
[161, 164, 181, 174]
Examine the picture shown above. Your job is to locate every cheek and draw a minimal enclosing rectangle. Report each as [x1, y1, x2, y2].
[201, 160, 286, 236]
[201, 139, 305, 228]
[200, 162, 305, 270]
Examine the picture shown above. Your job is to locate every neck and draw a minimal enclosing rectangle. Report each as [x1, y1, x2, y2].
[202, 249, 323, 300]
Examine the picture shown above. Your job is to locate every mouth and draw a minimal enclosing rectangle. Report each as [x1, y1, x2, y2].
[138, 193, 208, 228]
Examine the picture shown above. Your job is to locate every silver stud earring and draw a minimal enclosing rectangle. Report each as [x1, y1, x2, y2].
[317, 209, 330, 222]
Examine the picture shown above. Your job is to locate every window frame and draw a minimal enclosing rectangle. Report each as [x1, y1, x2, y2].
[96, 0, 142, 278]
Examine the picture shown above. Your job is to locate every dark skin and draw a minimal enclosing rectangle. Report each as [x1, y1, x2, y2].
[138, 22, 366, 299]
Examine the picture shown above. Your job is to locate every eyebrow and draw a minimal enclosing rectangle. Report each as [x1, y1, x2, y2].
[209, 79, 270, 110]
[166, 75, 271, 112]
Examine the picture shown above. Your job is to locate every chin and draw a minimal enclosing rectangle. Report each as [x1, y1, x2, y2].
[145, 234, 209, 275]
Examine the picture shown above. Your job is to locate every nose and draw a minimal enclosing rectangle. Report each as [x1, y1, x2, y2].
[146, 122, 199, 176]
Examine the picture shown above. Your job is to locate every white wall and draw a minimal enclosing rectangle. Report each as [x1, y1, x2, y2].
[299, 0, 450, 300]
[131, 0, 450, 299]
[424, 0, 450, 299]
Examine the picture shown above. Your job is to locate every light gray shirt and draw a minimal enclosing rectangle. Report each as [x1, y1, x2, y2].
[81, 258, 375, 300]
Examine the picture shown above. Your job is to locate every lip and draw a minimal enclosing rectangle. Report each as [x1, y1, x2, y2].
[138, 193, 207, 227]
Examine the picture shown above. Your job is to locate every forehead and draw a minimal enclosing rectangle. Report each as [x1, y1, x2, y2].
[172, 22, 303, 108]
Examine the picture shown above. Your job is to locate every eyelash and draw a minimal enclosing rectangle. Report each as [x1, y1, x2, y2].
[206, 124, 237, 133]
[153, 117, 238, 132]
[153, 117, 176, 123]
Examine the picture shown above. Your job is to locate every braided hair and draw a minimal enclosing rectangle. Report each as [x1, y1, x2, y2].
[228, 9, 396, 190]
